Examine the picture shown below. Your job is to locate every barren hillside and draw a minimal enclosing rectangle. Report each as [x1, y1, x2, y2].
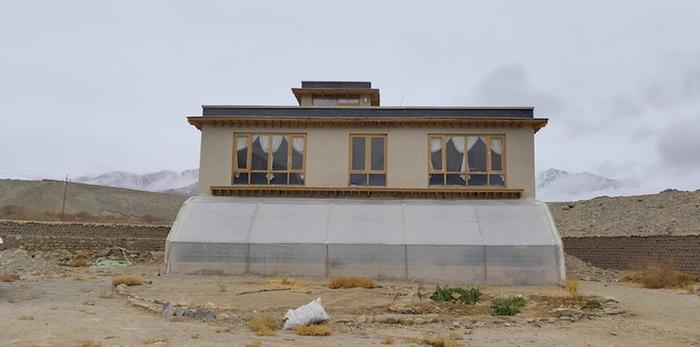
[549, 189, 700, 237]
[0, 179, 185, 224]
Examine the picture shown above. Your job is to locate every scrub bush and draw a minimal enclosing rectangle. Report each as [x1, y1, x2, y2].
[431, 285, 481, 305]
[490, 296, 526, 316]
[328, 276, 374, 289]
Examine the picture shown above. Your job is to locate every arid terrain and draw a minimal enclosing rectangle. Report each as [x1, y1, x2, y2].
[1, 248, 699, 347]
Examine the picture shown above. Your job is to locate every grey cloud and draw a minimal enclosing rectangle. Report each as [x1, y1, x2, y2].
[657, 117, 700, 170]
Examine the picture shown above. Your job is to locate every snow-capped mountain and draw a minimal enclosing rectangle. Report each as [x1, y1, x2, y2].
[537, 168, 623, 201]
[75, 169, 198, 195]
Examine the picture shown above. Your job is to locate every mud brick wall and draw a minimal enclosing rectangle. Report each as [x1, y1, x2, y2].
[0, 220, 170, 253]
[563, 235, 700, 277]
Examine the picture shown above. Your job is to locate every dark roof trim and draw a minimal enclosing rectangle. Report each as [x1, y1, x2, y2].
[202, 106, 534, 118]
[301, 81, 371, 89]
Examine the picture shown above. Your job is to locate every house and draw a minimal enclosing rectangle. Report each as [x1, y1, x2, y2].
[164, 81, 565, 285]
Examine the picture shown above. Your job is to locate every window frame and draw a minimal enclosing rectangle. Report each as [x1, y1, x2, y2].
[232, 132, 307, 185]
[427, 134, 507, 187]
[348, 133, 388, 186]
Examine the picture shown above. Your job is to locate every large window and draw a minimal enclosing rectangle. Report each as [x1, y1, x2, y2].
[429, 135, 505, 187]
[349, 134, 386, 186]
[233, 133, 306, 185]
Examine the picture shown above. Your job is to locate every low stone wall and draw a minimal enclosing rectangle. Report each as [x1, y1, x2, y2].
[2, 220, 699, 276]
[563, 235, 700, 277]
[0, 219, 170, 253]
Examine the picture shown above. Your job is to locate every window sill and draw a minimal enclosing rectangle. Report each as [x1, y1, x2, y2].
[210, 186, 522, 199]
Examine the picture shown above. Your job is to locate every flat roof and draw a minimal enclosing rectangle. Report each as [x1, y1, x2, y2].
[202, 106, 535, 118]
[301, 81, 371, 89]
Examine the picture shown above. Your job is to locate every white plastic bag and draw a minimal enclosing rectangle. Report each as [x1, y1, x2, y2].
[282, 298, 330, 329]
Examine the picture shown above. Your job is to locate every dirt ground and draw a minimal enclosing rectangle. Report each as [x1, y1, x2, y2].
[1, 253, 699, 347]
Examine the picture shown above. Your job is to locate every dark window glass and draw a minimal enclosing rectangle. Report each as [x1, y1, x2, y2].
[251, 172, 267, 184]
[352, 137, 365, 170]
[489, 174, 505, 186]
[368, 174, 385, 186]
[350, 174, 367, 186]
[446, 174, 466, 186]
[312, 98, 337, 106]
[233, 172, 248, 184]
[468, 174, 488, 186]
[271, 136, 288, 170]
[291, 136, 304, 170]
[468, 137, 487, 172]
[251, 137, 267, 170]
[445, 138, 464, 172]
[429, 174, 444, 185]
[270, 172, 287, 185]
[290, 173, 304, 185]
[371, 137, 384, 170]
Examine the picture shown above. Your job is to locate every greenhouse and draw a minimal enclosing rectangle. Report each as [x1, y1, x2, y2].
[164, 196, 565, 285]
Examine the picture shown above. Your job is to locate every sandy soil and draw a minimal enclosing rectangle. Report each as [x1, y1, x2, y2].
[1, 262, 699, 347]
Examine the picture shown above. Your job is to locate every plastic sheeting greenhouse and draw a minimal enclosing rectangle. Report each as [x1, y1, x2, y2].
[164, 196, 565, 285]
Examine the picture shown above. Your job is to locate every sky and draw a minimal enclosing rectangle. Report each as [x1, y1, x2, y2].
[1, 0, 699, 195]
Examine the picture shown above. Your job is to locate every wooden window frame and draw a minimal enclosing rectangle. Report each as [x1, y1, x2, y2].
[348, 134, 388, 186]
[427, 134, 507, 187]
[232, 132, 307, 186]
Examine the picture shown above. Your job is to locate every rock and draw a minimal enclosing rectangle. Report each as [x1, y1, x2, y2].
[551, 308, 582, 317]
[175, 307, 185, 317]
[205, 311, 217, 321]
[374, 314, 402, 324]
[399, 317, 415, 325]
[242, 314, 254, 322]
[452, 321, 461, 328]
[228, 314, 239, 323]
[205, 302, 216, 309]
[604, 308, 626, 315]
[610, 331, 618, 336]
[162, 304, 176, 316]
[194, 308, 206, 320]
[115, 284, 128, 296]
[414, 317, 425, 325]
[183, 309, 196, 318]
[603, 297, 618, 303]
[335, 318, 352, 324]
[356, 315, 368, 324]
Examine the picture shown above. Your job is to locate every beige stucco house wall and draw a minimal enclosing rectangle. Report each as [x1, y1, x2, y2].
[197, 124, 537, 198]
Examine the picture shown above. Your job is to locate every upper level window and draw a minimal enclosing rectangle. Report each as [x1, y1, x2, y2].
[233, 133, 305, 185]
[312, 97, 360, 106]
[349, 134, 386, 186]
[429, 135, 505, 187]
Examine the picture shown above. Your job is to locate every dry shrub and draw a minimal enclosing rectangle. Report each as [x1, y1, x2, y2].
[75, 250, 90, 258]
[81, 341, 102, 347]
[382, 336, 396, 344]
[18, 315, 34, 320]
[143, 337, 168, 345]
[66, 258, 90, 267]
[405, 335, 462, 347]
[448, 331, 463, 340]
[328, 276, 374, 289]
[269, 276, 305, 289]
[0, 274, 20, 282]
[248, 315, 280, 336]
[563, 277, 579, 298]
[621, 263, 696, 290]
[292, 324, 332, 336]
[111, 276, 144, 288]
[245, 342, 262, 347]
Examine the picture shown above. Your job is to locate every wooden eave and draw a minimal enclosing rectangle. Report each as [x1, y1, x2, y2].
[210, 186, 523, 199]
[291, 88, 381, 106]
[188, 116, 548, 132]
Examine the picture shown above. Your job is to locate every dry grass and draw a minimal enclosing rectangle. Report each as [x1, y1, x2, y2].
[328, 276, 375, 289]
[448, 331, 463, 340]
[248, 315, 280, 336]
[269, 276, 307, 289]
[404, 335, 462, 347]
[620, 263, 696, 290]
[143, 337, 168, 345]
[111, 276, 144, 288]
[382, 336, 396, 344]
[0, 274, 20, 282]
[563, 277, 579, 298]
[81, 341, 102, 347]
[245, 342, 262, 347]
[18, 315, 34, 320]
[292, 324, 332, 336]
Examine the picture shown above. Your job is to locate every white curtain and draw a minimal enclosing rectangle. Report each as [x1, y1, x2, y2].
[449, 136, 466, 172]
[467, 136, 479, 151]
[291, 137, 304, 154]
[430, 138, 442, 153]
[491, 138, 502, 155]
[236, 137, 249, 151]
[258, 135, 286, 154]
